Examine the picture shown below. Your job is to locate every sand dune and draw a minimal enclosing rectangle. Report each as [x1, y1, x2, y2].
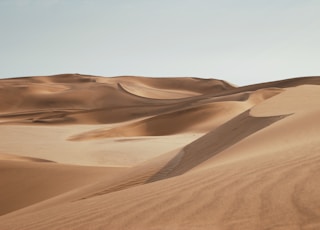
[69, 88, 282, 140]
[1, 74, 320, 229]
[0, 159, 123, 216]
[0, 74, 234, 124]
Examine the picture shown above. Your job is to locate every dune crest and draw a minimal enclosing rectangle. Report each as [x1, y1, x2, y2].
[1, 75, 320, 230]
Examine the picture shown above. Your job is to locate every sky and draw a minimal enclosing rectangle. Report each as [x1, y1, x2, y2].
[0, 0, 319, 86]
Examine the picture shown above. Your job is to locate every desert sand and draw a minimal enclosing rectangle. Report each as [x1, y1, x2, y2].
[0, 74, 320, 229]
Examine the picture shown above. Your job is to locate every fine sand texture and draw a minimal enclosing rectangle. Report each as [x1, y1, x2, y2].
[1, 74, 320, 229]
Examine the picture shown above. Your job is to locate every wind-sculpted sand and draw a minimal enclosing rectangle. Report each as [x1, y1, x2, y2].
[1, 74, 320, 229]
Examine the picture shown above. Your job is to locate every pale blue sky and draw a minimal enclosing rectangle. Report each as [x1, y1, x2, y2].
[0, 0, 319, 85]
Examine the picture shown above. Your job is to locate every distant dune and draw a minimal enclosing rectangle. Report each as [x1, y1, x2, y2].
[1, 74, 320, 229]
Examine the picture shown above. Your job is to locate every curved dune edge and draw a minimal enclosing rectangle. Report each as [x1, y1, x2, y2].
[1, 75, 320, 229]
[68, 88, 283, 141]
[68, 102, 251, 140]
[118, 82, 200, 99]
[0, 153, 56, 163]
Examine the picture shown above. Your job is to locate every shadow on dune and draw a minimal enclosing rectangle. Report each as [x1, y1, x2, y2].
[147, 110, 288, 182]
[76, 111, 289, 201]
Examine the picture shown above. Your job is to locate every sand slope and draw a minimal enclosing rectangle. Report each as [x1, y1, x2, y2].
[1, 75, 320, 229]
[0, 159, 123, 216]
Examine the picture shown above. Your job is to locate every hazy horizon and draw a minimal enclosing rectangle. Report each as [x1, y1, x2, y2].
[1, 0, 320, 86]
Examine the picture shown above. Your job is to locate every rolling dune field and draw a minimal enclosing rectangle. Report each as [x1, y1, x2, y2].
[1, 74, 320, 230]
